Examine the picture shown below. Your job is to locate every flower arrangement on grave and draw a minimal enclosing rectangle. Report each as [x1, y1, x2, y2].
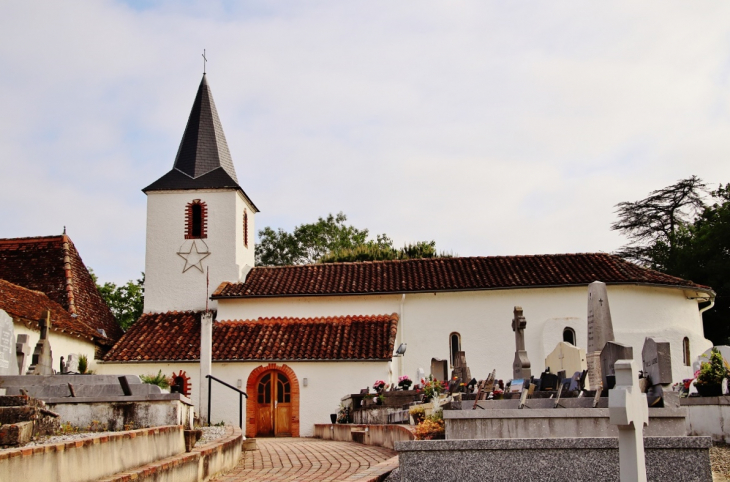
[398, 375, 412, 390]
[337, 404, 350, 424]
[376, 394, 385, 405]
[421, 375, 448, 401]
[491, 387, 504, 400]
[409, 405, 426, 425]
[694, 348, 727, 396]
[373, 379, 386, 391]
[414, 410, 445, 440]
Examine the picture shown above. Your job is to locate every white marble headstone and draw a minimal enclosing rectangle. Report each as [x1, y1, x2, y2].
[0, 310, 18, 375]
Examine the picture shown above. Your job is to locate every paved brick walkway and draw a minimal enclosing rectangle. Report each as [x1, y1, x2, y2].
[214, 437, 398, 482]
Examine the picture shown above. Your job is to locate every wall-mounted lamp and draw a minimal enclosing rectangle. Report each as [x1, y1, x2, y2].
[303, 378, 308, 387]
[393, 343, 407, 357]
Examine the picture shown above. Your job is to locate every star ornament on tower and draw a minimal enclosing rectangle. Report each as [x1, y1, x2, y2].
[177, 240, 211, 273]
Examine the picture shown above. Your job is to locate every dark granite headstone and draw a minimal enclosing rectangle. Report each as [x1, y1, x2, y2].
[600, 341, 633, 389]
[0, 309, 18, 376]
[642, 337, 672, 385]
[539, 372, 559, 391]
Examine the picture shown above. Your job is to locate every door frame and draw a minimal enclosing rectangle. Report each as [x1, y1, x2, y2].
[246, 363, 300, 438]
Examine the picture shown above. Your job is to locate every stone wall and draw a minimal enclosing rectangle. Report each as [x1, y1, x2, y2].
[395, 437, 712, 481]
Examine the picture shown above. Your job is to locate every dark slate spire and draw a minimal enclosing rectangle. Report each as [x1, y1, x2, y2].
[143, 75, 259, 211]
[173, 74, 238, 181]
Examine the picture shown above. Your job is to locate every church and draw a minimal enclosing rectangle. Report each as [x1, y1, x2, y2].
[94, 74, 714, 438]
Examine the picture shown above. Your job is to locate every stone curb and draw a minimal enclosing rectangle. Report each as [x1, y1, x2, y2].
[342, 455, 400, 482]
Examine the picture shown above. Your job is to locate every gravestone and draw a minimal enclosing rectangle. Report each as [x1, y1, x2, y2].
[600, 341, 633, 389]
[512, 306, 531, 380]
[539, 372, 560, 391]
[66, 354, 79, 373]
[29, 310, 54, 375]
[16, 334, 31, 375]
[609, 359, 649, 482]
[544, 341, 587, 377]
[416, 367, 426, 384]
[641, 337, 672, 385]
[450, 351, 471, 389]
[587, 281, 615, 390]
[431, 358, 448, 382]
[0, 310, 18, 375]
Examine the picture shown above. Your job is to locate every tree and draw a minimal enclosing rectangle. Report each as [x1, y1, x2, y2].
[90, 269, 144, 331]
[611, 176, 707, 269]
[256, 212, 450, 265]
[613, 179, 730, 344]
[256, 212, 370, 265]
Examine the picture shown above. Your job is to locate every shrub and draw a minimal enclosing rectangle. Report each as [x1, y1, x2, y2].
[696, 348, 727, 386]
[78, 355, 88, 374]
[140, 370, 171, 389]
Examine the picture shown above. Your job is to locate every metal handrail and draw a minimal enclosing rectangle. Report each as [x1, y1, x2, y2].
[206, 374, 248, 429]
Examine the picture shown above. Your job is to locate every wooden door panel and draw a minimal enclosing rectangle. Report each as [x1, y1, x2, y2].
[275, 404, 291, 436]
[258, 406, 273, 436]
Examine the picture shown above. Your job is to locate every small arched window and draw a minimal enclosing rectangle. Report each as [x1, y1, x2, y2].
[683, 337, 690, 366]
[450, 332, 461, 366]
[243, 209, 249, 248]
[563, 327, 576, 346]
[185, 200, 207, 239]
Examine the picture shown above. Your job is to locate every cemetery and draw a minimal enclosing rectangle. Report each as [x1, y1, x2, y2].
[319, 281, 730, 481]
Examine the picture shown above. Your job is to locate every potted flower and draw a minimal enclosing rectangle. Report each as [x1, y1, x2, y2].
[373, 379, 386, 392]
[376, 394, 385, 406]
[694, 348, 727, 397]
[421, 375, 446, 402]
[398, 375, 412, 390]
[409, 405, 426, 425]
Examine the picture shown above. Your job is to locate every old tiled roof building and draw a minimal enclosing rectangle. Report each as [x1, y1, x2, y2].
[0, 234, 123, 346]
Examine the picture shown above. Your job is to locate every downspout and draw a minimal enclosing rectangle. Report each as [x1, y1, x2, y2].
[699, 296, 715, 315]
[399, 293, 406, 378]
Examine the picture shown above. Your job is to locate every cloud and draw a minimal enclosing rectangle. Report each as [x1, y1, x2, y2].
[1, 1, 729, 283]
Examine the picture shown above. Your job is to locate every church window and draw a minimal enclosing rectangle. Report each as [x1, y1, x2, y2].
[683, 337, 690, 366]
[450, 332, 461, 366]
[563, 327, 576, 346]
[185, 200, 207, 239]
[243, 209, 248, 248]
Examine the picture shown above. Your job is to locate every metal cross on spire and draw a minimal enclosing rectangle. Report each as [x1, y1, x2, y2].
[202, 49, 207, 74]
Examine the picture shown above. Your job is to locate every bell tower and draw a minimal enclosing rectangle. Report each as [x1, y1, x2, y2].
[142, 74, 258, 313]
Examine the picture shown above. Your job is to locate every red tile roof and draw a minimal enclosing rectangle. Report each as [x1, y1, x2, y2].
[212, 253, 710, 299]
[0, 235, 123, 343]
[103, 312, 399, 362]
[0, 279, 99, 341]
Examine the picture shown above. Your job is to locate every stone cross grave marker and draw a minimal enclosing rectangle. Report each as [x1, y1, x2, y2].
[16, 334, 31, 375]
[641, 337, 672, 386]
[0, 309, 18, 376]
[587, 281, 615, 390]
[512, 306, 531, 380]
[609, 359, 649, 482]
[600, 341, 633, 390]
[29, 310, 54, 375]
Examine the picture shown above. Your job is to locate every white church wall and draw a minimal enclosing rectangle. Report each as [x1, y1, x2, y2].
[14, 324, 99, 373]
[216, 284, 710, 385]
[95, 360, 390, 437]
[145, 189, 254, 313]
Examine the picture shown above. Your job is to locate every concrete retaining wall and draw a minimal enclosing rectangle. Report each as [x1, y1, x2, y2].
[445, 407, 688, 440]
[395, 437, 713, 482]
[0, 425, 185, 482]
[314, 424, 415, 450]
[683, 397, 730, 443]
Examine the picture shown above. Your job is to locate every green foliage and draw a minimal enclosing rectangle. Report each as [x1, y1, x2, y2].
[78, 354, 88, 374]
[140, 370, 170, 390]
[614, 179, 730, 344]
[256, 212, 452, 265]
[696, 348, 727, 386]
[90, 269, 144, 330]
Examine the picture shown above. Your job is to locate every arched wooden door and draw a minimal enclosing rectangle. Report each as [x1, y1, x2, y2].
[256, 371, 292, 437]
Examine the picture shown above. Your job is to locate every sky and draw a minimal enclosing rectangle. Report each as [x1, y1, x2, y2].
[1, 1, 729, 284]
